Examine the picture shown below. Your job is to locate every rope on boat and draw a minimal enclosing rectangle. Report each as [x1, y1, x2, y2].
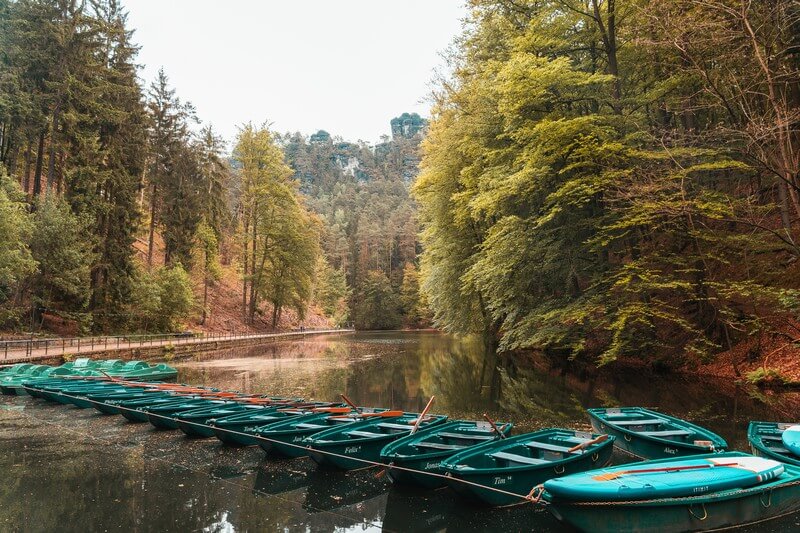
[22, 385, 545, 505]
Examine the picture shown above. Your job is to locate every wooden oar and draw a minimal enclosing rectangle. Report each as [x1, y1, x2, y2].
[340, 393, 361, 413]
[410, 396, 435, 434]
[593, 461, 739, 481]
[327, 410, 404, 421]
[568, 434, 608, 453]
[311, 406, 353, 414]
[362, 410, 403, 418]
[483, 413, 508, 439]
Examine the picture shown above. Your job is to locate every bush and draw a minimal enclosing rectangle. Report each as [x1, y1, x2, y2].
[128, 264, 194, 332]
[745, 368, 787, 386]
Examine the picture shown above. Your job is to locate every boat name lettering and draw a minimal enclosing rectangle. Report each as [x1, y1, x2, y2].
[344, 446, 361, 454]
[425, 462, 440, 470]
[664, 447, 678, 455]
[693, 485, 709, 493]
[493, 476, 512, 485]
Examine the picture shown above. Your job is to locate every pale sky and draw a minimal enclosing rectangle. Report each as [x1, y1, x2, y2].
[124, 0, 466, 147]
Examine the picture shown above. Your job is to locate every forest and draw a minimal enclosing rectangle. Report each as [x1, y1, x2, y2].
[1, 0, 799, 373]
[0, 0, 427, 334]
[415, 0, 800, 369]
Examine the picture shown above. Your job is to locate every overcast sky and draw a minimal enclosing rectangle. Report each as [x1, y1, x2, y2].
[124, 0, 466, 147]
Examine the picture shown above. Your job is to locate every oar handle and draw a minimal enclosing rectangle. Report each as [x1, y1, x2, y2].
[340, 393, 360, 413]
[568, 434, 608, 453]
[411, 396, 435, 434]
[483, 413, 507, 439]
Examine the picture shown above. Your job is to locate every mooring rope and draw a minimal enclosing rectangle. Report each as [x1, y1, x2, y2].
[22, 384, 545, 505]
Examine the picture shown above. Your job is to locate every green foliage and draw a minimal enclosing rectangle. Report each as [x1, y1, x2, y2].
[234, 123, 321, 327]
[400, 262, 428, 327]
[0, 167, 35, 324]
[128, 264, 194, 333]
[745, 368, 788, 387]
[29, 195, 93, 311]
[416, 0, 800, 366]
[279, 118, 422, 324]
[353, 270, 402, 330]
[313, 256, 351, 326]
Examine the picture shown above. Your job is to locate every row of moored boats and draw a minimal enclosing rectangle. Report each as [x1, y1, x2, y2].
[3, 361, 800, 532]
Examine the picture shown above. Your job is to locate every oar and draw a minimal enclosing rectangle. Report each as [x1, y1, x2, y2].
[593, 461, 740, 481]
[410, 396, 435, 434]
[312, 406, 353, 414]
[483, 413, 508, 439]
[340, 393, 361, 414]
[362, 410, 403, 418]
[568, 434, 608, 453]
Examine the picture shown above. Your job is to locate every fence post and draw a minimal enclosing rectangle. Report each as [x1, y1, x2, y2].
[77, 338, 81, 352]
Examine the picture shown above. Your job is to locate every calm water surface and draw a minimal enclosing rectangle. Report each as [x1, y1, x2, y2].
[1, 331, 799, 532]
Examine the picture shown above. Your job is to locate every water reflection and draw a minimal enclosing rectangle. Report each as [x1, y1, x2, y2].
[2, 331, 800, 532]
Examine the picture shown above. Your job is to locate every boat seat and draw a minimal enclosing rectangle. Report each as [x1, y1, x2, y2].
[347, 430, 386, 438]
[438, 432, 495, 441]
[761, 435, 783, 442]
[376, 422, 414, 430]
[295, 423, 328, 430]
[414, 442, 468, 451]
[768, 446, 792, 454]
[638, 430, 693, 437]
[490, 451, 548, 466]
[525, 441, 581, 454]
[611, 418, 667, 426]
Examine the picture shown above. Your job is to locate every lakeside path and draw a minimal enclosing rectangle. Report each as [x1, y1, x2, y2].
[0, 329, 354, 364]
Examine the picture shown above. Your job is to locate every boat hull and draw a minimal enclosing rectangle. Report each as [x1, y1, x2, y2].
[588, 408, 726, 460]
[304, 415, 448, 470]
[545, 474, 800, 533]
[446, 443, 613, 506]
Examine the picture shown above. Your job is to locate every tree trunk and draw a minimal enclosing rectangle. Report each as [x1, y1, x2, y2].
[241, 204, 250, 321]
[777, 181, 794, 244]
[33, 129, 46, 196]
[201, 271, 209, 325]
[23, 138, 33, 195]
[46, 101, 61, 191]
[591, 0, 621, 113]
[248, 202, 259, 323]
[147, 183, 157, 267]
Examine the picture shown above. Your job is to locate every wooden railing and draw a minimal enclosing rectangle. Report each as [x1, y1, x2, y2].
[0, 328, 354, 361]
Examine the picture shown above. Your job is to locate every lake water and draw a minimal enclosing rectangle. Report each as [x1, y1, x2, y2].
[1, 331, 799, 532]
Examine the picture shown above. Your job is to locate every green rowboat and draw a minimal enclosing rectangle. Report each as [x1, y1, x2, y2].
[146, 398, 232, 429]
[748, 421, 800, 467]
[587, 407, 726, 459]
[90, 389, 177, 415]
[176, 403, 277, 437]
[209, 403, 343, 446]
[440, 428, 614, 506]
[253, 408, 394, 457]
[302, 412, 448, 470]
[380, 420, 513, 488]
